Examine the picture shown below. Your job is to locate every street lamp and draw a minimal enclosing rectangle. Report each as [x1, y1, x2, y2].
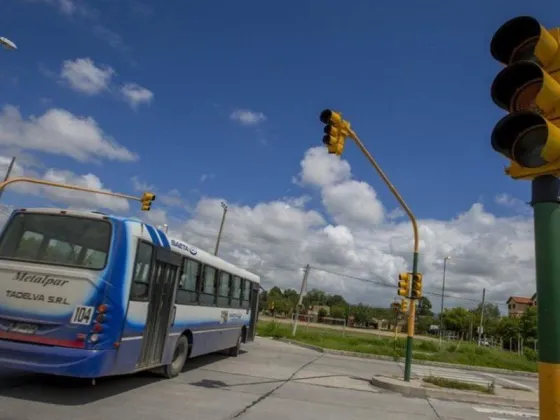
[214, 201, 228, 256]
[439, 256, 451, 347]
[0, 37, 17, 51]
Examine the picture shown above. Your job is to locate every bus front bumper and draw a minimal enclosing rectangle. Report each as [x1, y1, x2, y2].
[0, 339, 117, 378]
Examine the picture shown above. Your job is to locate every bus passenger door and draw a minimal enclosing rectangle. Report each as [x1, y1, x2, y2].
[136, 246, 181, 369]
[247, 284, 260, 342]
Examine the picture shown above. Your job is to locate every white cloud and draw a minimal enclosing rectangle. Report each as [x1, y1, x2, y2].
[0, 155, 128, 211]
[495, 193, 531, 215]
[0, 105, 137, 162]
[230, 109, 267, 126]
[294, 147, 351, 187]
[148, 146, 537, 313]
[200, 173, 215, 183]
[120, 83, 154, 108]
[60, 58, 115, 95]
[23, 0, 90, 16]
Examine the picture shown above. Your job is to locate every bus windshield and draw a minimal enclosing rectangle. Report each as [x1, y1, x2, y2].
[0, 212, 112, 270]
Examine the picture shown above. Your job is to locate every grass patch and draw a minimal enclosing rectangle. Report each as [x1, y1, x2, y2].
[258, 320, 537, 373]
[423, 376, 494, 394]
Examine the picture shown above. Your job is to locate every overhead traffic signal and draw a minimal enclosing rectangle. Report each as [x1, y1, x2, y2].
[141, 192, 156, 211]
[400, 298, 409, 314]
[319, 109, 349, 156]
[410, 273, 423, 299]
[397, 272, 410, 298]
[490, 16, 560, 180]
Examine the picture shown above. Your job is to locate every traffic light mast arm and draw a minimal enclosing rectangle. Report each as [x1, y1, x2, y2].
[345, 128, 420, 383]
[346, 129, 419, 255]
[0, 177, 148, 203]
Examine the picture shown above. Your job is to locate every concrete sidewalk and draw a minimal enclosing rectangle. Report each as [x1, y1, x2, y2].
[370, 374, 538, 410]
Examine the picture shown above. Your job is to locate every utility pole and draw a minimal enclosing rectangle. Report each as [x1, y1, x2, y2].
[292, 264, 310, 336]
[214, 201, 227, 256]
[439, 256, 451, 347]
[0, 156, 16, 202]
[478, 288, 486, 346]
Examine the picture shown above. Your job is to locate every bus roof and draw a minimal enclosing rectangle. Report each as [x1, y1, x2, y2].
[7, 207, 260, 284]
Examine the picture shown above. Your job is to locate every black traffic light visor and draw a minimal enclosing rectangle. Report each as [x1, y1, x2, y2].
[492, 111, 548, 168]
[491, 61, 543, 111]
[320, 109, 333, 124]
[490, 16, 541, 65]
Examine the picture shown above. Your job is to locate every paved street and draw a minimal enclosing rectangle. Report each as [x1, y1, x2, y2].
[0, 338, 539, 419]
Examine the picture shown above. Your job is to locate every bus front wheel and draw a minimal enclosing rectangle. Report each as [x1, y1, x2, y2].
[163, 335, 188, 378]
[228, 331, 242, 357]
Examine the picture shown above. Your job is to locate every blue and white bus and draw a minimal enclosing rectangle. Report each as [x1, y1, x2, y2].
[0, 207, 260, 379]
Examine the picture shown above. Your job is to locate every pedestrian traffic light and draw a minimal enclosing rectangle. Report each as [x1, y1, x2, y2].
[319, 109, 349, 156]
[490, 16, 560, 180]
[411, 273, 423, 299]
[397, 272, 410, 298]
[400, 298, 408, 314]
[391, 302, 400, 313]
[141, 192, 156, 211]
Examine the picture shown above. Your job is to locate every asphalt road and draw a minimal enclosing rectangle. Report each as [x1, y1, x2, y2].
[0, 338, 538, 420]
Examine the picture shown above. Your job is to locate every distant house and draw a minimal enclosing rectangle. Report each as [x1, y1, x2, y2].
[506, 295, 536, 318]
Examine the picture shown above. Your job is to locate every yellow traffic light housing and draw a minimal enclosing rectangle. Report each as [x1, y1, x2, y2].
[400, 299, 408, 314]
[490, 16, 560, 180]
[397, 272, 410, 298]
[141, 192, 156, 211]
[319, 109, 349, 156]
[411, 273, 423, 300]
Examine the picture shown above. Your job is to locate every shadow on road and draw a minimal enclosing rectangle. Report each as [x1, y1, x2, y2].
[0, 351, 240, 406]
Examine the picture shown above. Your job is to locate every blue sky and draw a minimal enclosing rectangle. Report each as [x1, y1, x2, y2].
[0, 0, 550, 305]
[2, 0, 555, 220]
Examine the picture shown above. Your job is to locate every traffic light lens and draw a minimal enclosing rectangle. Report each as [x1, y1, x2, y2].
[491, 61, 544, 112]
[513, 124, 547, 168]
[511, 79, 542, 112]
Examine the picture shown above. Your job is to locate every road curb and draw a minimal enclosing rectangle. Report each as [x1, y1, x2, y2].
[369, 376, 538, 410]
[275, 338, 538, 378]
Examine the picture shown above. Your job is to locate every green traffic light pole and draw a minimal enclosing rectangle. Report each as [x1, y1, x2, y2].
[532, 175, 560, 418]
[345, 128, 420, 382]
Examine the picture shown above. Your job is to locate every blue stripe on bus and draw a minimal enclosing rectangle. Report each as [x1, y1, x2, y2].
[157, 230, 171, 249]
[145, 225, 162, 246]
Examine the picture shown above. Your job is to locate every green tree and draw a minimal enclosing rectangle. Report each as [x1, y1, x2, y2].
[496, 316, 521, 349]
[442, 307, 472, 334]
[416, 315, 435, 334]
[330, 305, 346, 320]
[520, 306, 537, 341]
[417, 297, 433, 317]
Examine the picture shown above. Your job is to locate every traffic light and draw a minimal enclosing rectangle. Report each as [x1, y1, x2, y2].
[400, 298, 409, 314]
[319, 109, 349, 156]
[141, 192, 156, 211]
[490, 16, 560, 180]
[391, 302, 400, 313]
[410, 273, 423, 299]
[397, 272, 410, 298]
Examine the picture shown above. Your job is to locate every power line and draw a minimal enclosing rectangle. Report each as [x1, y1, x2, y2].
[181, 226, 511, 307]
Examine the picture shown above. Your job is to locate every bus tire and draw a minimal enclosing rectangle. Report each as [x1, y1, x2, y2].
[163, 335, 188, 378]
[228, 331, 242, 357]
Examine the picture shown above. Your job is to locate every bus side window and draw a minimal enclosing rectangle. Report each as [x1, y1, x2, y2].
[130, 242, 153, 301]
[231, 276, 242, 307]
[241, 279, 251, 309]
[217, 271, 230, 307]
[176, 258, 200, 305]
[200, 265, 217, 306]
